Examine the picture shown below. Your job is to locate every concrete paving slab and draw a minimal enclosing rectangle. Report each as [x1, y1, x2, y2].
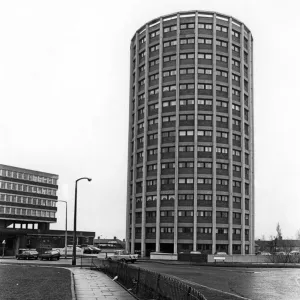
[71, 268, 136, 300]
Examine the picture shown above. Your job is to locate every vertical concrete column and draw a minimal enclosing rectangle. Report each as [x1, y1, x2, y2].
[193, 12, 199, 252]
[248, 32, 255, 254]
[173, 13, 181, 255]
[155, 18, 164, 253]
[125, 41, 134, 252]
[212, 13, 217, 255]
[228, 18, 233, 255]
[141, 25, 150, 258]
[240, 24, 246, 255]
[130, 33, 140, 254]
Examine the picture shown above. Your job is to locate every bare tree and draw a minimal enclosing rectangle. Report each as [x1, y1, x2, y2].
[276, 223, 282, 240]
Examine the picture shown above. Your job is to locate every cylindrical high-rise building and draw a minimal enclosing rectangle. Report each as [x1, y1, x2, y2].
[126, 11, 254, 257]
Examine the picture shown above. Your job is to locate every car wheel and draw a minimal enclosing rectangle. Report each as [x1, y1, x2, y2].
[108, 257, 112, 261]
[57, 257, 60, 260]
[17, 257, 20, 260]
[35, 258, 38, 260]
[131, 260, 135, 264]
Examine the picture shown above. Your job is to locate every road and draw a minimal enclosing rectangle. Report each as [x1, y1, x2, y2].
[135, 261, 300, 300]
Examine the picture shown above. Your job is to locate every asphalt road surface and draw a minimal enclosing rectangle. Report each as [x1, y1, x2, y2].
[135, 262, 300, 300]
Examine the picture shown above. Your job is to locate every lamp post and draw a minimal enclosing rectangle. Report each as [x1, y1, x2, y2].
[72, 177, 92, 266]
[57, 200, 68, 259]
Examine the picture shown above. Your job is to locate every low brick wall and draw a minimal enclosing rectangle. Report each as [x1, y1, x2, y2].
[208, 254, 269, 263]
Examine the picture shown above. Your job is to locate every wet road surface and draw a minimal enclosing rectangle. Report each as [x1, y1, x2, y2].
[136, 262, 300, 300]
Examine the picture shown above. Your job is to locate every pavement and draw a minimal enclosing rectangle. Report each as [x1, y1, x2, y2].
[71, 268, 136, 300]
[0, 257, 136, 300]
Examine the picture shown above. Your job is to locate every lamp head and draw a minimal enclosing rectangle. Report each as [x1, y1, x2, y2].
[87, 178, 92, 182]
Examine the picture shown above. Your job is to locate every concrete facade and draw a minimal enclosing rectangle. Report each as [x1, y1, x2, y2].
[126, 11, 254, 257]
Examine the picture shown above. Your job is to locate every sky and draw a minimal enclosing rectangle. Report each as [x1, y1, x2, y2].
[0, 0, 300, 241]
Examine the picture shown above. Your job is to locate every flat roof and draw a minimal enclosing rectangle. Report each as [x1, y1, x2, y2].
[0, 164, 59, 179]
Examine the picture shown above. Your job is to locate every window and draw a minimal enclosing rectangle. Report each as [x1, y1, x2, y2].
[232, 59, 240, 67]
[232, 119, 241, 127]
[180, 23, 195, 29]
[163, 85, 176, 92]
[147, 148, 157, 155]
[178, 227, 193, 233]
[161, 178, 175, 185]
[197, 178, 212, 184]
[216, 147, 228, 154]
[197, 194, 212, 201]
[216, 70, 228, 77]
[198, 38, 212, 44]
[149, 73, 159, 81]
[216, 25, 228, 32]
[233, 228, 241, 235]
[198, 53, 212, 60]
[198, 114, 212, 121]
[147, 164, 157, 171]
[198, 99, 212, 105]
[233, 181, 241, 187]
[233, 212, 241, 219]
[216, 40, 228, 47]
[180, 114, 194, 121]
[180, 99, 194, 106]
[233, 149, 241, 156]
[231, 45, 240, 52]
[163, 55, 176, 62]
[178, 194, 194, 200]
[160, 194, 175, 201]
[216, 131, 228, 139]
[178, 178, 194, 184]
[146, 227, 156, 233]
[148, 103, 158, 111]
[198, 227, 212, 234]
[149, 59, 159, 67]
[179, 130, 194, 136]
[233, 165, 241, 172]
[216, 211, 228, 218]
[232, 30, 240, 38]
[198, 23, 212, 29]
[179, 146, 194, 152]
[180, 53, 195, 59]
[216, 100, 228, 108]
[198, 68, 212, 75]
[197, 211, 212, 217]
[179, 162, 194, 168]
[232, 74, 240, 82]
[160, 227, 174, 233]
[146, 195, 157, 201]
[162, 100, 176, 107]
[163, 70, 176, 77]
[160, 211, 174, 217]
[150, 30, 159, 38]
[162, 115, 176, 122]
[180, 68, 195, 74]
[149, 88, 159, 95]
[232, 89, 240, 96]
[198, 83, 212, 90]
[148, 118, 158, 126]
[216, 195, 228, 202]
[216, 228, 228, 234]
[180, 38, 195, 44]
[164, 25, 177, 32]
[197, 162, 212, 168]
[147, 179, 157, 186]
[233, 196, 241, 203]
[180, 83, 194, 90]
[216, 116, 228, 123]
[197, 130, 212, 136]
[161, 146, 175, 153]
[216, 179, 228, 185]
[161, 162, 175, 169]
[216, 163, 228, 169]
[197, 146, 212, 152]
[140, 36, 146, 44]
[178, 210, 194, 216]
[163, 40, 177, 47]
[216, 55, 228, 62]
[138, 93, 145, 102]
[161, 131, 175, 137]
[216, 85, 228, 92]
[150, 44, 159, 52]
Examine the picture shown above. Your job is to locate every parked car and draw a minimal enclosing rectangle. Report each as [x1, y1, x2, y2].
[107, 250, 138, 263]
[275, 251, 287, 255]
[16, 250, 39, 260]
[83, 246, 101, 254]
[214, 252, 227, 256]
[289, 250, 300, 255]
[39, 250, 60, 261]
[259, 251, 271, 256]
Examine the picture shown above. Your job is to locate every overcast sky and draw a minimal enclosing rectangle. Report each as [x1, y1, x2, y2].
[0, 0, 299, 241]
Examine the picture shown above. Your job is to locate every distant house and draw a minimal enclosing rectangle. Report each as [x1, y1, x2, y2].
[94, 236, 125, 251]
[255, 239, 300, 253]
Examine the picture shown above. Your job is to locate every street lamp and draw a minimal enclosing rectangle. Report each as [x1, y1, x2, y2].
[57, 200, 68, 259]
[72, 177, 92, 266]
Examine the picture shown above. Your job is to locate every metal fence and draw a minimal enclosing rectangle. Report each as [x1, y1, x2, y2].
[90, 258, 206, 300]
